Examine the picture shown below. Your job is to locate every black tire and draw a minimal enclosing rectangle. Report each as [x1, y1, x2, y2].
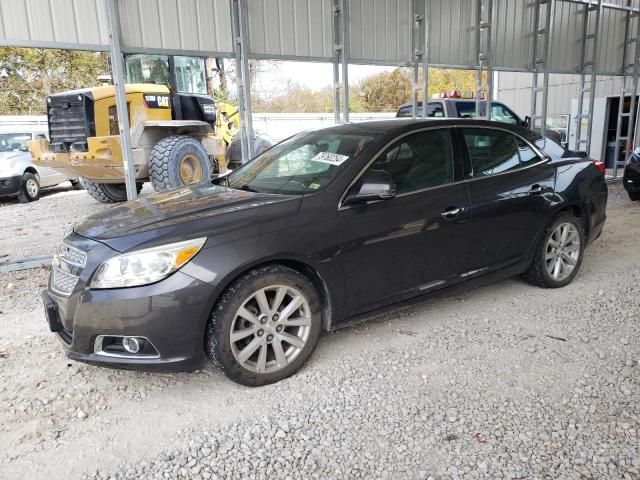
[149, 136, 211, 192]
[254, 135, 274, 156]
[628, 191, 640, 201]
[17, 173, 40, 203]
[70, 179, 84, 190]
[226, 134, 274, 170]
[206, 265, 322, 387]
[81, 178, 142, 203]
[524, 213, 585, 288]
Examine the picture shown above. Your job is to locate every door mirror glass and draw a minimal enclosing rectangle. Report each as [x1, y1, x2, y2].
[344, 170, 396, 206]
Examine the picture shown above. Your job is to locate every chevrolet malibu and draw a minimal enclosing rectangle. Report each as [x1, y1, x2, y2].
[42, 119, 607, 386]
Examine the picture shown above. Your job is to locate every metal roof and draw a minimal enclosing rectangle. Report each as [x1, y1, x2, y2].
[0, 0, 638, 76]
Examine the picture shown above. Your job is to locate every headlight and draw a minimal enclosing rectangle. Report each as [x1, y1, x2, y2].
[90, 238, 206, 289]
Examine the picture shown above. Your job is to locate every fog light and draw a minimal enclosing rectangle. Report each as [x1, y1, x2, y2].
[122, 336, 141, 354]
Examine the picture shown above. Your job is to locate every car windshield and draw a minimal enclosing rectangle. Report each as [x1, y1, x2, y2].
[0, 133, 31, 152]
[227, 131, 375, 195]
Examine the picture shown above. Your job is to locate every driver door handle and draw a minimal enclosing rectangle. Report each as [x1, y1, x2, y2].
[441, 206, 465, 219]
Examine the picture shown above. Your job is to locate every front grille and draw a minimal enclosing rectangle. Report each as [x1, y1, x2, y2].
[47, 94, 94, 151]
[51, 242, 87, 296]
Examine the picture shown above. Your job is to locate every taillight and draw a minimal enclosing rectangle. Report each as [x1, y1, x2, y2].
[592, 160, 605, 176]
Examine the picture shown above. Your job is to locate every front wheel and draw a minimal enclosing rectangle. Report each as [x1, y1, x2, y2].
[81, 178, 143, 203]
[524, 214, 585, 288]
[17, 173, 40, 203]
[149, 136, 211, 192]
[628, 191, 640, 201]
[206, 265, 322, 386]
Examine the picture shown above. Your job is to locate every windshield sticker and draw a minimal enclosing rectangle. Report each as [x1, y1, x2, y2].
[308, 182, 321, 190]
[310, 151, 350, 166]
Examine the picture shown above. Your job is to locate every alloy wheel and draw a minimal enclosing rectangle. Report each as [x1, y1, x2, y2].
[230, 285, 312, 374]
[545, 222, 581, 281]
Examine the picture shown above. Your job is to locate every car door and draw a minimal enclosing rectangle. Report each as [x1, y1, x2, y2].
[338, 127, 471, 316]
[30, 133, 66, 187]
[461, 127, 555, 273]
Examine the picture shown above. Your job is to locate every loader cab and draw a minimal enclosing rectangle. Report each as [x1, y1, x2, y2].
[124, 54, 215, 124]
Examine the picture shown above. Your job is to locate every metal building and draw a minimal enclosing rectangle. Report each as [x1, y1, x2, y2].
[0, 0, 639, 198]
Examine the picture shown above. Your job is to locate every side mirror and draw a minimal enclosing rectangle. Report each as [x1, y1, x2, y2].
[343, 170, 396, 206]
[523, 116, 531, 128]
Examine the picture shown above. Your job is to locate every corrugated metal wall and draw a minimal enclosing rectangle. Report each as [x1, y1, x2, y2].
[0, 0, 638, 75]
[117, 0, 233, 54]
[0, 0, 108, 48]
[495, 71, 630, 116]
[247, 0, 333, 59]
[427, 0, 478, 67]
[348, 0, 412, 64]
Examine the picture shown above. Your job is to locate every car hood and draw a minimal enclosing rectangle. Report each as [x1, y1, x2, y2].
[73, 183, 301, 252]
[0, 151, 26, 162]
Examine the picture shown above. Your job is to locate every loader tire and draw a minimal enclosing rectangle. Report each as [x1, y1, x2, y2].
[149, 135, 211, 192]
[81, 178, 142, 203]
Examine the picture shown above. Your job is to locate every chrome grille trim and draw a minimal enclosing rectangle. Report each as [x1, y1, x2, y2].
[51, 242, 87, 296]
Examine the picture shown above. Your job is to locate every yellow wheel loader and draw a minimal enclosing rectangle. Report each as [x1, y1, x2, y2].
[28, 55, 265, 203]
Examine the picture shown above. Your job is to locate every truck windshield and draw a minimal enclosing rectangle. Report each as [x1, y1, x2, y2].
[125, 54, 170, 87]
[0, 133, 31, 152]
[174, 56, 207, 95]
[227, 131, 375, 195]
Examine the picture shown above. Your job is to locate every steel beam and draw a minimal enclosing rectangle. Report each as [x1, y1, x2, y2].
[105, 0, 138, 201]
[232, 0, 254, 162]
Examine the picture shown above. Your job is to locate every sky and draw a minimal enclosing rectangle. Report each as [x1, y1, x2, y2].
[253, 61, 396, 95]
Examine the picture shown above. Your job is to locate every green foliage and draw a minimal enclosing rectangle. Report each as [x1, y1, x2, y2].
[0, 48, 109, 115]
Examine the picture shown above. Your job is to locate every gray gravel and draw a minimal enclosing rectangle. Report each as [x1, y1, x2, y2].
[0, 181, 638, 480]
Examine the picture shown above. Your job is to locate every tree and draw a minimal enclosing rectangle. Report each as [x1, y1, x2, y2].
[0, 48, 109, 115]
[357, 68, 413, 112]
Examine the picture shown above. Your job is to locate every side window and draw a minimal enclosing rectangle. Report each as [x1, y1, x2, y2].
[463, 129, 541, 177]
[517, 138, 540, 165]
[367, 129, 454, 194]
[491, 104, 519, 124]
[427, 103, 445, 117]
[36, 134, 47, 140]
[396, 106, 412, 118]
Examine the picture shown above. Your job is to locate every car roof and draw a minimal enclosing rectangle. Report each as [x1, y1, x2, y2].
[319, 118, 538, 141]
[397, 99, 501, 109]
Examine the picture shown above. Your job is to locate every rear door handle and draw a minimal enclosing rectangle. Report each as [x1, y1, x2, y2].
[529, 184, 544, 195]
[441, 206, 465, 219]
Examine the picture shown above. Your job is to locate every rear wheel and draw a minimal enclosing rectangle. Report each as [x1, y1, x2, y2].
[17, 173, 40, 203]
[81, 178, 143, 203]
[206, 265, 322, 386]
[149, 136, 211, 192]
[628, 191, 640, 201]
[524, 214, 585, 288]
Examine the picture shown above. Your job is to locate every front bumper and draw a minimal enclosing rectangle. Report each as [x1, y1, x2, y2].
[623, 163, 640, 193]
[0, 175, 22, 196]
[43, 264, 216, 373]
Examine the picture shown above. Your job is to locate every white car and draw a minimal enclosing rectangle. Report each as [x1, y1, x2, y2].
[0, 128, 81, 202]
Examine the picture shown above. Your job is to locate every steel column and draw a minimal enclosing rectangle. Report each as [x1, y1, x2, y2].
[613, 4, 640, 177]
[531, 0, 554, 137]
[575, 0, 603, 154]
[411, 0, 429, 119]
[232, 0, 254, 162]
[332, 0, 349, 124]
[476, 0, 493, 120]
[105, 0, 137, 201]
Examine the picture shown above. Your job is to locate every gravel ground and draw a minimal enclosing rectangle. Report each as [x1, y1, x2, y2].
[0, 182, 638, 480]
